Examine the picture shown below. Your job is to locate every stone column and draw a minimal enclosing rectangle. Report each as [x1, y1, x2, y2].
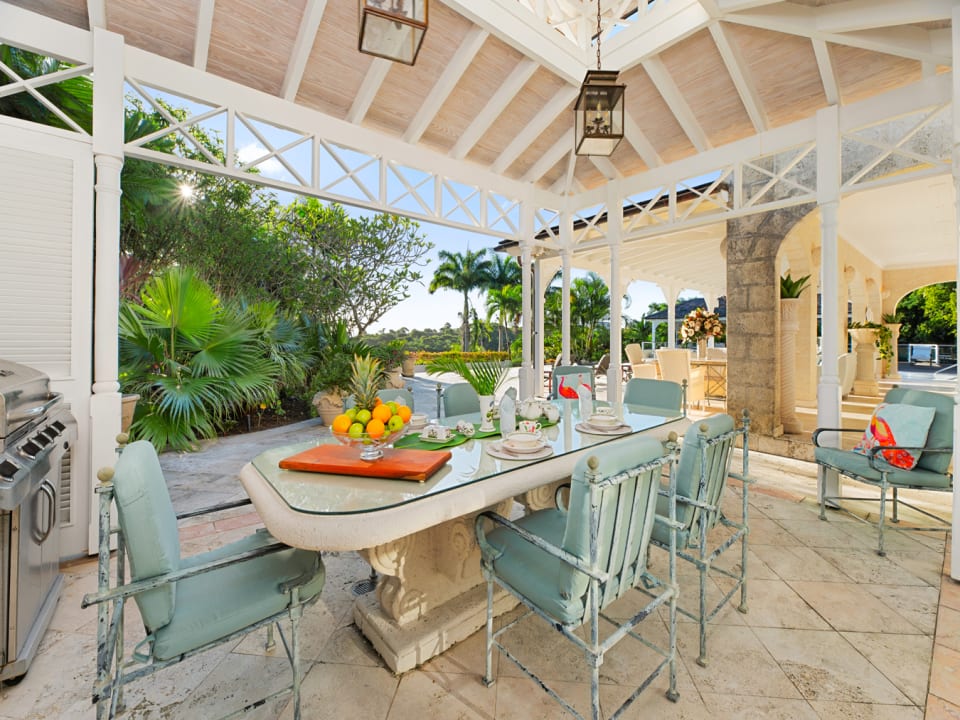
[726, 203, 814, 438]
[780, 298, 802, 433]
[884, 323, 902, 379]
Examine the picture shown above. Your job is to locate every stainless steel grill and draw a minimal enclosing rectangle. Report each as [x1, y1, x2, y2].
[0, 358, 76, 683]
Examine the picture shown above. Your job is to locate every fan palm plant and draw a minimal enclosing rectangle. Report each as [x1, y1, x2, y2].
[119, 267, 278, 450]
[425, 355, 508, 396]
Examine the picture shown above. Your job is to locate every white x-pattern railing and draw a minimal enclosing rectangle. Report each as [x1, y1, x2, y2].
[0, 56, 92, 135]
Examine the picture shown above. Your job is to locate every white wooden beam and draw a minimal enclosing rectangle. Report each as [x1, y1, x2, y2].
[439, 0, 587, 83]
[623, 113, 663, 169]
[491, 86, 579, 174]
[812, 38, 840, 105]
[523, 130, 574, 184]
[591, 156, 622, 180]
[87, 0, 106, 29]
[347, 58, 392, 125]
[641, 56, 711, 152]
[282, 0, 328, 102]
[403, 27, 488, 144]
[604, 0, 712, 72]
[709, 21, 767, 133]
[451, 58, 539, 160]
[815, 0, 953, 34]
[716, 0, 781, 11]
[193, 0, 216, 71]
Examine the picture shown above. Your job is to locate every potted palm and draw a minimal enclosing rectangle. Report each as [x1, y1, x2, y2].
[307, 320, 371, 424]
[425, 355, 508, 431]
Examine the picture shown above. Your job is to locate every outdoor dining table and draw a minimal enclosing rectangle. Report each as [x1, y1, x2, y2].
[239, 399, 688, 673]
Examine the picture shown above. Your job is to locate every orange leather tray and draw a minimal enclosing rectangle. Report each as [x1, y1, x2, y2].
[278, 444, 452, 483]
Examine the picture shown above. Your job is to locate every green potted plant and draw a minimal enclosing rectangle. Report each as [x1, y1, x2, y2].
[425, 355, 509, 431]
[848, 321, 893, 363]
[780, 273, 811, 298]
[373, 339, 407, 388]
[307, 320, 371, 424]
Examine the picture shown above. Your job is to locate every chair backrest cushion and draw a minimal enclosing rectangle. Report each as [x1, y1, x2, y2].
[655, 349, 692, 384]
[624, 344, 643, 365]
[883, 387, 954, 474]
[624, 378, 682, 413]
[560, 437, 665, 611]
[674, 414, 736, 536]
[378, 388, 415, 411]
[553, 365, 594, 399]
[443, 382, 480, 417]
[112, 440, 181, 631]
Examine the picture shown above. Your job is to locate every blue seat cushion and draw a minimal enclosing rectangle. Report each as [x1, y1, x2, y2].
[152, 532, 325, 661]
[484, 509, 584, 625]
[815, 446, 952, 490]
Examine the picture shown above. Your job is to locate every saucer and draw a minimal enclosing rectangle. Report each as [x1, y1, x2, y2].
[575, 421, 631, 436]
[487, 442, 553, 460]
[501, 437, 546, 454]
[587, 415, 620, 429]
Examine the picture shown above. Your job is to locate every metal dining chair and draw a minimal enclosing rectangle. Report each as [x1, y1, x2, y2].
[476, 436, 681, 720]
[441, 382, 480, 417]
[623, 377, 684, 416]
[81, 438, 326, 720]
[649, 411, 752, 667]
[551, 365, 595, 400]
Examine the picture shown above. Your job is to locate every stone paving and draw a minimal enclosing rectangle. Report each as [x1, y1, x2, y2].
[1, 374, 957, 719]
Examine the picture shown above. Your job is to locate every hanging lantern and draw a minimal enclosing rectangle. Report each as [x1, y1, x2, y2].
[574, 70, 624, 156]
[359, 0, 428, 66]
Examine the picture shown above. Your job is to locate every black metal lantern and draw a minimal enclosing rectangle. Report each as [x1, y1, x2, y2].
[359, 0, 428, 66]
[574, 70, 624, 156]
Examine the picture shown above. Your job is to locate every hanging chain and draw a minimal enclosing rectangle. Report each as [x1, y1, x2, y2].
[596, 1, 602, 70]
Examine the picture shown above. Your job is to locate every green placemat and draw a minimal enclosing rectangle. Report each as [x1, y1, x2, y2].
[394, 433, 471, 451]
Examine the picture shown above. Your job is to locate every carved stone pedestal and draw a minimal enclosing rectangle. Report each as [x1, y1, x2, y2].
[353, 499, 516, 673]
[849, 328, 880, 397]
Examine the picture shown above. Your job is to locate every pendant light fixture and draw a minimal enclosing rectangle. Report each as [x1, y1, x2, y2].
[574, 1, 624, 156]
[359, 0, 428, 66]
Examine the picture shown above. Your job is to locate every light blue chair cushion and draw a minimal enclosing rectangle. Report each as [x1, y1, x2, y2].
[153, 532, 325, 661]
[552, 365, 595, 400]
[652, 414, 735, 547]
[814, 446, 951, 489]
[112, 440, 181, 631]
[484, 437, 664, 626]
[883, 387, 954, 474]
[443, 383, 480, 416]
[623, 378, 682, 412]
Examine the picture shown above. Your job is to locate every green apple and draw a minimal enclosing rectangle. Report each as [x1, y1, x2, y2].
[348, 422, 365, 437]
[387, 415, 404, 432]
[356, 408, 372, 425]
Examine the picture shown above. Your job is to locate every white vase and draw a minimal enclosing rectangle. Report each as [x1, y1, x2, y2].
[479, 394, 495, 432]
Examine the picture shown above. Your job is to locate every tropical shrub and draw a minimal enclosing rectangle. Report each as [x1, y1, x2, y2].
[119, 267, 279, 450]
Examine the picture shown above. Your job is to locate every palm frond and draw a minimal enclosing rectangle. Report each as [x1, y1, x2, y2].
[425, 356, 508, 396]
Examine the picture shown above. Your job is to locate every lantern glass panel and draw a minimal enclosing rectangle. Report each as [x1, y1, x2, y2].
[360, 0, 427, 65]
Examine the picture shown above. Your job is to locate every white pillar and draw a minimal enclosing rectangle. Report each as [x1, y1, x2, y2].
[88, 28, 125, 551]
[560, 215, 573, 365]
[660, 284, 680, 348]
[532, 256, 544, 392]
[519, 244, 533, 398]
[607, 185, 623, 402]
[816, 105, 842, 502]
[951, 4, 960, 580]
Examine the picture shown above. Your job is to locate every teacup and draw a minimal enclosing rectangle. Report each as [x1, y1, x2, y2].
[542, 405, 560, 424]
[408, 413, 428, 428]
[588, 413, 619, 427]
[594, 406, 615, 416]
[504, 431, 541, 449]
[517, 420, 542, 434]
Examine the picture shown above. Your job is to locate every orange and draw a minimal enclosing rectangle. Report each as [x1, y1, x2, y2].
[365, 418, 385, 438]
[396, 405, 412, 423]
[331, 414, 352, 434]
[372, 404, 393, 424]
[374, 397, 383, 406]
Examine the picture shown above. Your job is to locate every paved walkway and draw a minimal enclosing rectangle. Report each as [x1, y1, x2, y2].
[1, 401, 958, 719]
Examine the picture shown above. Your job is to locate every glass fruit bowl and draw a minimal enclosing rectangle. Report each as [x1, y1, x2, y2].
[331, 424, 408, 461]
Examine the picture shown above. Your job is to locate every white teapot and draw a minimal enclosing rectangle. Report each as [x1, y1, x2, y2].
[518, 398, 543, 421]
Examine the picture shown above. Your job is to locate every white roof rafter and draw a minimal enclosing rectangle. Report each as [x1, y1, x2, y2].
[281, 0, 328, 102]
[641, 56, 710, 152]
[491, 85, 579, 173]
[193, 0, 215, 71]
[347, 58, 392, 125]
[709, 21, 767, 133]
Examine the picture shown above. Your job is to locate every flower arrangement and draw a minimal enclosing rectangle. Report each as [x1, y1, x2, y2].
[680, 308, 724, 343]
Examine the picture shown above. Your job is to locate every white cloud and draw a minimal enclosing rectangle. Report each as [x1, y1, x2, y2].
[236, 143, 287, 180]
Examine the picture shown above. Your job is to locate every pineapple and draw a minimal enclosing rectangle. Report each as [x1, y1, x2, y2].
[349, 354, 386, 412]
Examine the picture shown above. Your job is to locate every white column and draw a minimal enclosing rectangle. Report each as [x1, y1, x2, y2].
[560, 214, 573, 364]
[951, 5, 960, 580]
[816, 105, 842, 502]
[607, 185, 623, 402]
[519, 243, 533, 399]
[88, 28, 125, 551]
[661, 284, 680, 348]
[532, 256, 544, 393]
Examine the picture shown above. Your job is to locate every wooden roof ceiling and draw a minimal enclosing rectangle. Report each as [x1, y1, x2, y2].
[4, 0, 950, 196]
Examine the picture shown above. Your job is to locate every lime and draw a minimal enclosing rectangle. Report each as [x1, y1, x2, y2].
[356, 408, 372, 425]
[386, 401, 399, 415]
[345, 407, 358, 421]
[387, 415, 404, 432]
[348, 422, 365, 438]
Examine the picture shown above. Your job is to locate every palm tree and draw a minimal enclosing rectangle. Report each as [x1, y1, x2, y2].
[486, 284, 522, 351]
[571, 272, 611, 360]
[429, 249, 494, 351]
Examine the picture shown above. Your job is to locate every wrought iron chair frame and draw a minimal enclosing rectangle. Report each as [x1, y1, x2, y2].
[475, 445, 682, 720]
[81, 442, 322, 720]
[649, 412, 752, 667]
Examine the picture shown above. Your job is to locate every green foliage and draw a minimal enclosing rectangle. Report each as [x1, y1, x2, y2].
[780, 273, 811, 299]
[119, 268, 279, 451]
[415, 350, 509, 364]
[849, 321, 894, 361]
[425, 355, 509, 396]
[0, 46, 92, 132]
[896, 283, 956, 345]
[305, 319, 372, 398]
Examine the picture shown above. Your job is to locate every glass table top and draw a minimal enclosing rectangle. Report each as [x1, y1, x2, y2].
[249, 399, 683, 516]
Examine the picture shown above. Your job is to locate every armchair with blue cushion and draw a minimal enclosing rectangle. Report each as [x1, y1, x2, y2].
[813, 387, 953, 556]
[649, 411, 752, 667]
[81, 438, 325, 720]
[623, 377, 685, 417]
[475, 436, 681, 720]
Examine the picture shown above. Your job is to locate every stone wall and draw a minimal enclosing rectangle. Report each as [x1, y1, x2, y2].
[726, 203, 815, 437]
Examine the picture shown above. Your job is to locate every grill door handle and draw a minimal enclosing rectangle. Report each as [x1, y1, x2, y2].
[36, 480, 55, 544]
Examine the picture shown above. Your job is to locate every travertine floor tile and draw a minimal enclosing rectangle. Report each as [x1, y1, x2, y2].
[930, 643, 960, 708]
[493, 675, 593, 720]
[813, 548, 930, 587]
[840, 631, 932, 706]
[700, 693, 819, 719]
[865, 584, 939, 635]
[279, 662, 398, 720]
[734, 578, 830, 630]
[788, 580, 925, 634]
[937, 605, 960, 654]
[387, 669, 495, 720]
[924, 694, 960, 719]
[808, 700, 922, 719]
[751, 544, 851, 582]
[753, 628, 911, 704]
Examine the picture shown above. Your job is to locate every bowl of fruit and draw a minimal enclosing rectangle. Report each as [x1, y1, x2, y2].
[330, 356, 412, 461]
